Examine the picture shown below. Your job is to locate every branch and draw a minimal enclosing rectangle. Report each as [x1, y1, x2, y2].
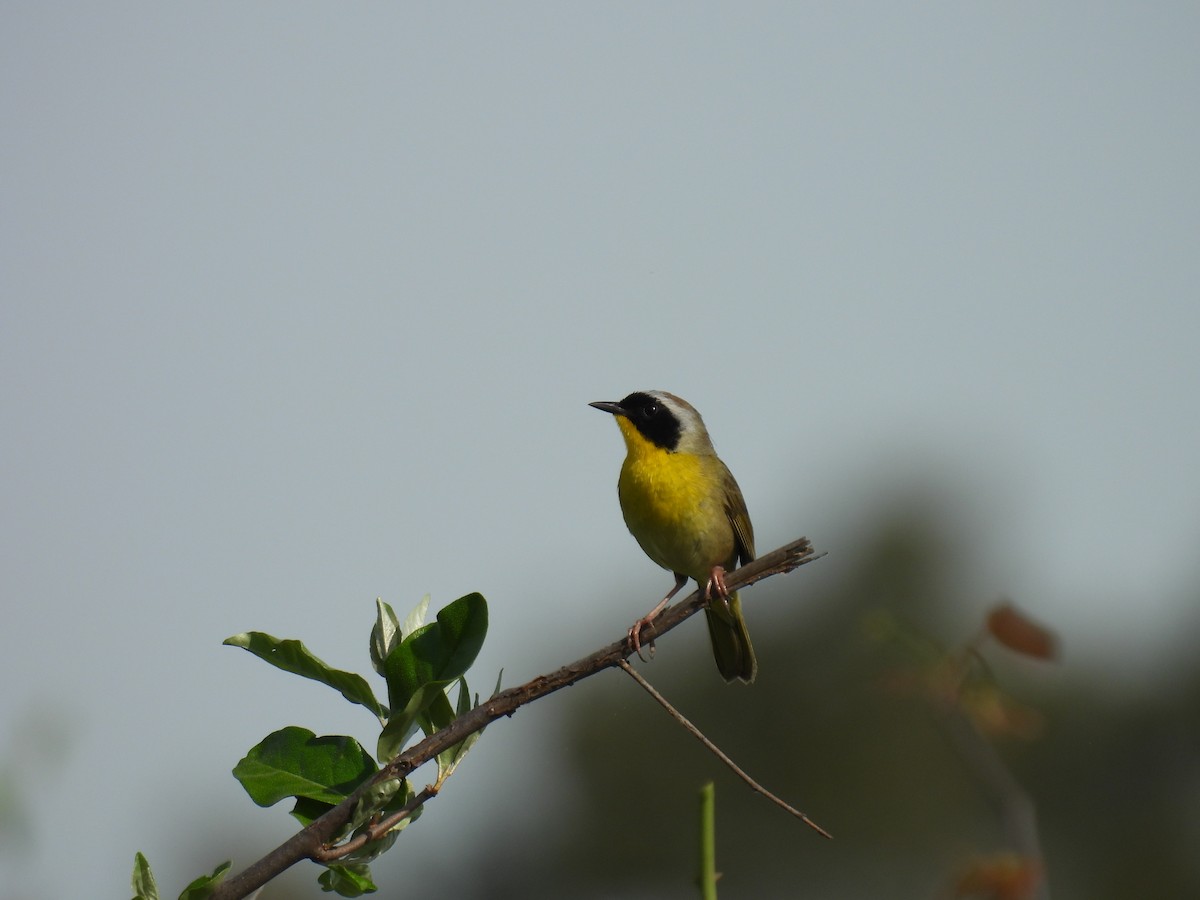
[211, 537, 822, 900]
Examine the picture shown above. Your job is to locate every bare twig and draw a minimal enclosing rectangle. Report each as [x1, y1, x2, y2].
[618, 659, 832, 839]
[210, 537, 822, 900]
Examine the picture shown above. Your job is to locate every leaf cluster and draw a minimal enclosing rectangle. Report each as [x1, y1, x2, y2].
[132, 593, 490, 899]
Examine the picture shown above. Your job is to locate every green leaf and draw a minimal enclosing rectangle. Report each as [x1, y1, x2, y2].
[224, 632, 385, 722]
[436, 678, 484, 781]
[131, 852, 159, 900]
[377, 677, 466, 762]
[456, 675, 473, 716]
[385, 594, 487, 705]
[177, 861, 231, 900]
[233, 727, 377, 808]
[422, 684, 457, 733]
[375, 694, 426, 762]
[375, 721, 402, 763]
[377, 594, 487, 758]
[369, 600, 401, 678]
[318, 863, 378, 897]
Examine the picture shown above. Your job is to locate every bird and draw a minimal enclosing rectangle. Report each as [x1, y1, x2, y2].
[590, 390, 757, 683]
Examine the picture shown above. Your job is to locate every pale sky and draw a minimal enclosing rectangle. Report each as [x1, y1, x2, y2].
[2, 4, 1198, 897]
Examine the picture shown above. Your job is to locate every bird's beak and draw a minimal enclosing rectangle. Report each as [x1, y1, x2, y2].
[588, 401, 626, 416]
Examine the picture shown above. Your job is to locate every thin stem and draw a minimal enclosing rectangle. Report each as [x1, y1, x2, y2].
[619, 659, 832, 840]
[697, 781, 718, 900]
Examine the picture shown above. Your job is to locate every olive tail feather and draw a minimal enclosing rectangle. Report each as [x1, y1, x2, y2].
[704, 591, 757, 683]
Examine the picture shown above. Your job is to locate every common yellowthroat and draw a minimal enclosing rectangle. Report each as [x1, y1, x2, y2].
[590, 391, 757, 683]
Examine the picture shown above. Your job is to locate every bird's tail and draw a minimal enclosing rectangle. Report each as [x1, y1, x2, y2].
[704, 591, 757, 683]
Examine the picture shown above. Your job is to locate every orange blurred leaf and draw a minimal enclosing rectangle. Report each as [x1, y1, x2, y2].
[986, 602, 1059, 661]
[953, 852, 1042, 899]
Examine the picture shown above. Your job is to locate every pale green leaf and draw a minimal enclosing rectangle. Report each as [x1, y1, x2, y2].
[131, 852, 159, 900]
[400, 595, 430, 640]
[369, 600, 401, 678]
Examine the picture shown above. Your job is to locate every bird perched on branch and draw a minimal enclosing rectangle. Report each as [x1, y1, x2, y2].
[590, 390, 757, 683]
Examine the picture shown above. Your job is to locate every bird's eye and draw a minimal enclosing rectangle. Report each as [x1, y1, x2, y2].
[642, 402, 659, 418]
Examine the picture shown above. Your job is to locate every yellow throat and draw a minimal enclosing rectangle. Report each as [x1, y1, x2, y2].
[614, 415, 733, 581]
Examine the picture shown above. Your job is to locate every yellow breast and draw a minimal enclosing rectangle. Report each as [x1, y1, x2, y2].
[614, 417, 735, 581]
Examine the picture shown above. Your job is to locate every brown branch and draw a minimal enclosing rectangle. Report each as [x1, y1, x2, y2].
[618, 659, 832, 839]
[210, 537, 823, 900]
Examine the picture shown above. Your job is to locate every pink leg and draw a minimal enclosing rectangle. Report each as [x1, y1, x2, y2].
[704, 565, 731, 611]
[628, 572, 689, 660]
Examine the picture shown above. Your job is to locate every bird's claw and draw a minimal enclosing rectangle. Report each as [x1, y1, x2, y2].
[627, 616, 657, 662]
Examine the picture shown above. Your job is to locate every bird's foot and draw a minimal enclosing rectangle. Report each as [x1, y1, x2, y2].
[626, 577, 685, 662]
[627, 614, 659, 662]
[704, 565, 731, 610]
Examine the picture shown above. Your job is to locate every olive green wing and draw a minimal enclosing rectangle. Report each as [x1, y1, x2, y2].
[720, 460, 755, 565]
